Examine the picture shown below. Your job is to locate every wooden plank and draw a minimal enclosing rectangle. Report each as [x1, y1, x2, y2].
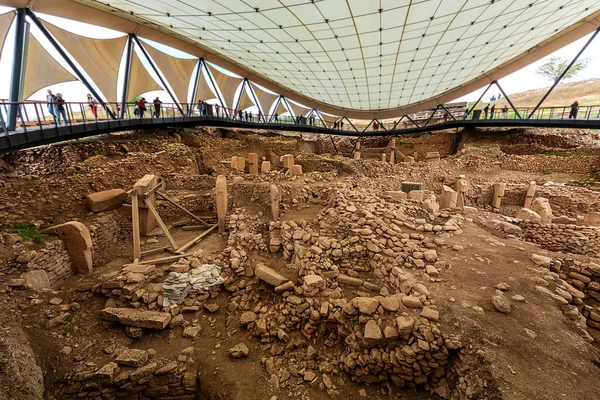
[144, 198, 178, 250]
[156, 191, 209, 227]
[181, 225, 206, 231]
[144, 181, 163, 198]
[176, 224, 218, 253]
[141, 246, 170, 256]
[124, 254, 189, 266]
[131, 193, 141, 260]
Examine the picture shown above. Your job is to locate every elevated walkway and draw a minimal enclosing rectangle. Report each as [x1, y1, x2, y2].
[1, 102, 599, 153]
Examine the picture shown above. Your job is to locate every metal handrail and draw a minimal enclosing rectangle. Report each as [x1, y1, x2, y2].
[0, 100, 598, 140]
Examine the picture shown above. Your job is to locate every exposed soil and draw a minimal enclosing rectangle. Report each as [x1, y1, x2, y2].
[1, 126, 600, 400]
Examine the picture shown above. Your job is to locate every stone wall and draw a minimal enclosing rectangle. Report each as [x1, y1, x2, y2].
[21, 240, 72, 283]
[54, 347, 200, 399]
[468, 183, 600, 217]
[500, 155, 600, 174]
[520, 221, 600, 258]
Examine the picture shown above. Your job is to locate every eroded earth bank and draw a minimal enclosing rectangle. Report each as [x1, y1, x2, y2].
[1, 126, 600, 400]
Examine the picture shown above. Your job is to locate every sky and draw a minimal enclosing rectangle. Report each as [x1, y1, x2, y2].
[0, 6, 598, 120]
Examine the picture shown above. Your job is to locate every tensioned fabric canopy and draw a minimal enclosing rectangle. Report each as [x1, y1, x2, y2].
[2, 0, 600, 118]
[44, 21, 126, 104]
[23, 33, 77, 99]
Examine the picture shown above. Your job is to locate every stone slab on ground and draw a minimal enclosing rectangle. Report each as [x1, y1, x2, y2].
[255, 263, 289, 287]
[115, 349, 148, 367]
[21, 270, 51, 290]
[85, 189, 127, 212]
[100, 307, 171, 329]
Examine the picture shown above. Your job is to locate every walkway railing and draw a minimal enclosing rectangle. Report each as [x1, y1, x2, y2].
[0, 100, 599, 153]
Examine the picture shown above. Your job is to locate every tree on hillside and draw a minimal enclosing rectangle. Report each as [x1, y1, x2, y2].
[536, 56, 589, 83]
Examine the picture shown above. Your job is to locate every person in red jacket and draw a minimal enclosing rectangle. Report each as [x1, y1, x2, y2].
[137, 97, 147, 118]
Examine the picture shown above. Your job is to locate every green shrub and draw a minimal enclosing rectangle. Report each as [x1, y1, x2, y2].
[14, 223, 44, 244]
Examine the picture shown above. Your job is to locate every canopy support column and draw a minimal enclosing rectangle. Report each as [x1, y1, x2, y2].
[119, 34, 134, 119]
[527, 26, 600, 119]
[494, 80, 521, 119]
[8, 9, 27, 131]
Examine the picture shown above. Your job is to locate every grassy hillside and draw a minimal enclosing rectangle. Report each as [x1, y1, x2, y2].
[493, 79, 600, 107]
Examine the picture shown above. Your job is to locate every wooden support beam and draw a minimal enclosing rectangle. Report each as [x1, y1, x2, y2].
[156, 191, 209, 227]
[177, 224, 218, 253]
[125, 254, 189, 266]
[131, 193, 141, 260]
[144, 181, 164, 198]
[144, 198, 178, 250]
[181, 225, 206, 231]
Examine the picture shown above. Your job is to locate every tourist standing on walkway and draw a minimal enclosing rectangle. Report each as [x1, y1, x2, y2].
[87, 94, 98, 119]
[501, 105, 508, 119]
[215, 104, 220, 117]
[483, 104, 489, 119]
[373, 120, 379, 130]
[274, 112, 278, 122]
[55, 93, 69, 126]
[340, 120, 344, 130]
[249, 111, 253, 121]
[137, 97, 147, 118]
[153, 97, 162, 118]
[569, 101, 579, 119]
[490, 104, 495, 119]
[46, 90, 57, 122]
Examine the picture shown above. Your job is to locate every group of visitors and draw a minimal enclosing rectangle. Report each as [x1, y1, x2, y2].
[133, 97, 163, 118]
[332, 120, 345, 130]
[45, 90, 69, 126]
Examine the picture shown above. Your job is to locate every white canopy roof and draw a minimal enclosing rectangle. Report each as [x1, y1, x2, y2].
[70, 0, 600, 111]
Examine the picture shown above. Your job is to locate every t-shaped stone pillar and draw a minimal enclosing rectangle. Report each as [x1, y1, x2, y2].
[270, 184, 280, 220]
[261, 161, 271, 173]
[134, 174, 158, 236]
[216, 175, 228, 233]
[281, 154, 295, 169]
[524, 181, 536, 208]
[440, 185, 458, 209]
[454, 178, 468, 209]
[290, 165, 303, 176]
[42, 221, 93, 275]
[231, 156, 245, 172]
[491, 183, 506, 209]
[248, 153, 259, 175]
[381, 153, 387, 163]
[353, 152, 361, 160]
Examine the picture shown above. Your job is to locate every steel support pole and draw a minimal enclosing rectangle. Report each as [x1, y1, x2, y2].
[404, 115, 420, 128]
[188, 60, 201, 116]
[465, 81, 494, 117]
[233, 79, 246, 112]
[269, 96, 282, 122]
[8, 9, 27, 131]
[314, 110, 327, 127]
[424, 105, 441, 127]
[528, 26, 600, 119]
[26, 9, 116, 120]
[494, 81, 521, 119]
[132, 34, 184, 116]
[439, 104, 457, 121]
[202, 60, 229, 117]
[120, 34, 134, 119]
[342, 117, 358, 132]
[246, 79, 263, 122]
